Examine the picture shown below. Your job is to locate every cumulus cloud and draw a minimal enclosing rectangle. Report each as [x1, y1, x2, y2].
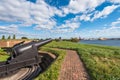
[0, 0, 61, 27]
[0, 0, 31, 22]
[0, 24, 19, 34]
[91, 5, 120, 21]
[98, 28, 120, 37]
[34, 19, 56, 30]
[80, 14, 91, 21]
[53, 22, 80, 33]
[111, 17, 120, 28]
[0, 24, 44, 38]
[0, 0, 120, 34]
[89, 18, 120, 38]
[109, 0, 120, 4]
[50, 16, 80, 33]
[62, 0, 105, 14]
[62, 0, 120, 22]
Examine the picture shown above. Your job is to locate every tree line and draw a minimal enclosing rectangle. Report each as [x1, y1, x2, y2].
[1, 35, 29, 40]
[55, 37, 81, 42]
[1, 35, 16, 40]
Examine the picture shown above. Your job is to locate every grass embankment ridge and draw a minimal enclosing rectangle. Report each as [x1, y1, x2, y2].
[35, 47, 66, 80]
[43, 41, 120, 80]
[0, 48, 9, 62]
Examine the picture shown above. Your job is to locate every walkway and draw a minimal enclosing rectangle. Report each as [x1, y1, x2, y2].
[58, 50, 89, 80]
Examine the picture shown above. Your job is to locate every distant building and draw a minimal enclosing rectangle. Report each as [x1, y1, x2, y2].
[98, 37, 107, 40]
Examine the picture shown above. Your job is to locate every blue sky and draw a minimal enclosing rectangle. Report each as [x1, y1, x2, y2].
[0, 0, 120, 39]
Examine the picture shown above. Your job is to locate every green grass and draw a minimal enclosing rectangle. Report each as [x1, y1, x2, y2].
[1, 41, 120, 80]
[43, 41, 120, 80]
[0, 48, 9, 62]
[35, 47, 66, 80]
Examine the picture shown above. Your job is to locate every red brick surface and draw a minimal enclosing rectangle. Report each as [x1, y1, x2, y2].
[58, 50, 89, 80]
[0, 40, 31, 47]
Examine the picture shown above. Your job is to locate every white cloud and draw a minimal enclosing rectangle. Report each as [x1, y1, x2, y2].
[118, 18, 120, 20]
[0, 24, 45, 38]
[0, 0, 62, 31]
[62, 0, 105, 14]
[109, 0, 120, 4]
[78, 4, 120, 21]
[34, 19, 56, 30]
[111, 17, 120, 28]
[61, 0, 120, 22]
[57, 22, 80, 30]
[0, 0, 31, 22]
[87, 27, 120, 38]
[0, 24, 19, 34]
[51, 16, 80, 33]
[88, 18, 120, 38]
[80, 14, 91, 21]
[0, 0, 120, 34]
[91, 5, 120, 21]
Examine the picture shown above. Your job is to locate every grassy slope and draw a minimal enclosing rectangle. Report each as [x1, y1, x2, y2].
[0, 48, 9, 62]
[35, 47, 66, 80]
[44, 41, 120, 80]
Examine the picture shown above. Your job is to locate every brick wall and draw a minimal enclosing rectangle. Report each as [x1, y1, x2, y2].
[0, 40, 31, 47]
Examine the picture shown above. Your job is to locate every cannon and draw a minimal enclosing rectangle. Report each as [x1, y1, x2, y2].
[0, 39, 52, 77]
[7, 39, 52, 64]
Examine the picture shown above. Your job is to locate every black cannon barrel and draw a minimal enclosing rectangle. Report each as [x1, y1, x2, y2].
[34, 39, 52, 48]
[12, 39, 52, 57]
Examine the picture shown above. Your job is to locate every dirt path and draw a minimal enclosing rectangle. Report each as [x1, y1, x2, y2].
[58, 50, 89, 80]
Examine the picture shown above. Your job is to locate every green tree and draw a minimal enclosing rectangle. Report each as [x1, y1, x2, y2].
[21, 37, 28, 39]
[7, 35, 11, 40]
[1, 35, 5, 40]
[70, 37, 80, 42]
[13, 34, 16, 39]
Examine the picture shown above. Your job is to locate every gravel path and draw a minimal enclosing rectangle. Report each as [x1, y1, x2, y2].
[58, 50, 89, 80]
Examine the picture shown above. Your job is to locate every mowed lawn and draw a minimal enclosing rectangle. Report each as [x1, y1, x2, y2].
[43, 41, 120, 80]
